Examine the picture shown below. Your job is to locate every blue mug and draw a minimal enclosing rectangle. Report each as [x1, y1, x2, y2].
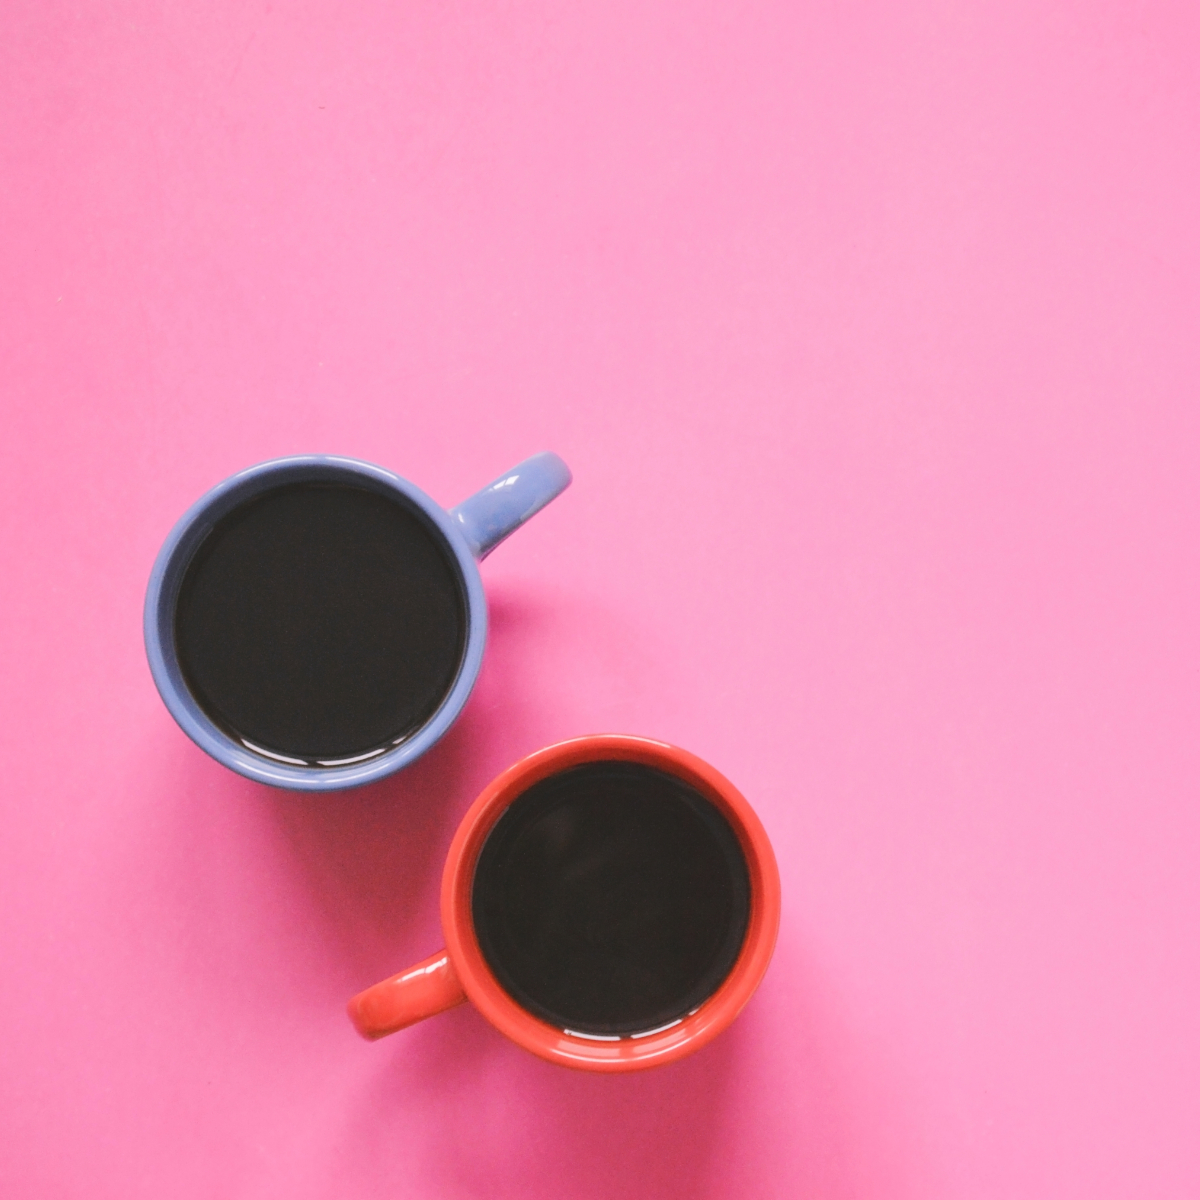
[144, 452, 571, 791]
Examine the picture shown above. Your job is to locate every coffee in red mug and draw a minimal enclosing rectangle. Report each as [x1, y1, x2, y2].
[348, 735, 780, 1072]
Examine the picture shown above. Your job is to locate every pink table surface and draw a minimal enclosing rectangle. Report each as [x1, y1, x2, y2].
[2, 3, 1199, 1197]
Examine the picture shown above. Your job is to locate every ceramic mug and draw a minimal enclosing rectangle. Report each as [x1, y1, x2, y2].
[348, 734, 781, 1072]
[144, 452, 571, 792]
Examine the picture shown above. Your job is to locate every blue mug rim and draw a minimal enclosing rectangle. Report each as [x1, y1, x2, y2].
[143, 455, 488, 792]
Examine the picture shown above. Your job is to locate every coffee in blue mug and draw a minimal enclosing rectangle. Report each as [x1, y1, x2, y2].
[145, 453, 570, 791]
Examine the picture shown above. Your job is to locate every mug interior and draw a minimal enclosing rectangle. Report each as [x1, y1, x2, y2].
[442, 735, 781, 1072]
[144, 456, 487, 791]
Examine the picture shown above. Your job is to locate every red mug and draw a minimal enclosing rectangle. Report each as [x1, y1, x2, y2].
[347, 734, 781, 1072]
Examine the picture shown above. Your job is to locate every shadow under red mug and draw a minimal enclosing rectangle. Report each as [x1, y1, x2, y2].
[348, 734, 781, 1072]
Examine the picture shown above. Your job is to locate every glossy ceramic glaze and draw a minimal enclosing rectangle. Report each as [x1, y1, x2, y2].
[144, 452, 570, 791]
[347, 735, 781, 1072]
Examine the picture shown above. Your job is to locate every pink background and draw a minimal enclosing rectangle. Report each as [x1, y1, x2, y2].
[2, 2, 1199, 1196]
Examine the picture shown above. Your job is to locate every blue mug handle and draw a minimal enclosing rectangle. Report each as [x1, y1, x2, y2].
[450, 451, 573, 560]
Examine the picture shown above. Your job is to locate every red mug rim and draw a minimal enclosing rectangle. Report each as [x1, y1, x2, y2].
[442, 734, 781, 1072]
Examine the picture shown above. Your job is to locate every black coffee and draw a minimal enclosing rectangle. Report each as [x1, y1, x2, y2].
[174, 481, 466, 765]
[472, 761, 751, 1036]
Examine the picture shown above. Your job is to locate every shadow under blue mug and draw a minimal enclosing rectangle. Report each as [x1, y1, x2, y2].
[144, 452, 571, 791]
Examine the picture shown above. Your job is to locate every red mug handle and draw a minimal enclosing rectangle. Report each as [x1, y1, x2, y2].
[347, 950, 468, 1040]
